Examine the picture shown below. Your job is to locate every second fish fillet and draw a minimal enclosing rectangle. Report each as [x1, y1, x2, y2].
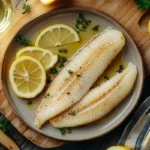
[50, 63, 137, 128]
[34, 28, 125, 128]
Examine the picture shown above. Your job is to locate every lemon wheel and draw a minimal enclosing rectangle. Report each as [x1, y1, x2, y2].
[35, 24, 80, 48]
[9, 56, 46, 98]
[16, 46, 58, 70]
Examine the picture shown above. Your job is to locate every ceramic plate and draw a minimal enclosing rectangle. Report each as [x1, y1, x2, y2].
[2, 7, 144, 141]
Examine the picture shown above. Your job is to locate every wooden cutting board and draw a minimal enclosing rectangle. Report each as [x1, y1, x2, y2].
[0, 0, 150, 148]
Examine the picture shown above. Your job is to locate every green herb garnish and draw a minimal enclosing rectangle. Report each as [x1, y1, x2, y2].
[134, 0, 150, 10]
[0, 118, 13, 135]
[49, 67, 58, 74]
[58, 55, 67, 68]
[76, 74, 81, 77]
[104, 75, 109, 80]
[58, 48, 68, 54]
[22, 4, 31, 14]
[14, 35, 30, 46]
[67, 69, 73, 74]
[91, 25, 99, 31]
[68, 110, 76, 116]
[44, 93, 50, 98]
[27, 101, 32, 105]
[75, 12, 91, 31]
[67, 92, 70, 95]
[59, 127, 72, 136]
[116, 65, 123, 73]
[47, 78, 51, 84]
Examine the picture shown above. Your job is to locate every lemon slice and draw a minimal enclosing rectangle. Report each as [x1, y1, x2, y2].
[16, 46, 58, 70]
[148, 20, 150, 34]
[40, 0, 55, 5]
[35, 24, 80, 48]
[9, 56, 46, 98]
[107, 146, 131, 150]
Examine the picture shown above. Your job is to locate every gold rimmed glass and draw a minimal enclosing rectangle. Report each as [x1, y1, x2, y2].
[0, 0, 13, 32]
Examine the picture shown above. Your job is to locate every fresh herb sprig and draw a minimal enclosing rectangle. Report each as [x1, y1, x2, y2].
[14, 35, 30, 46]
[59, 127, 72, 136]
[134, 0, 150, 10]
[0, 118, 13, 135]
[44, 93, 50, 98]
[75, 12, 91, 31]
[22, 4, 31, 14]
[67, 69, 73, 75]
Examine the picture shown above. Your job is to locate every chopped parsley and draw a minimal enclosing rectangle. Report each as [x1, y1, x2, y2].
[59, 127, 72, 136]
[68, 110, 76, 116]
[67, 69, 73, 74]
[49, 67, 58, 74]
[22, 4, 31, 14]
[58, 55, 67, 68]
[91, 25, 99, 31]
[14, 35, 30, 46]
[27, 101, 32, 105]
[44, 93, 50, 98]
[47, 78, 51, 84]
[0, 118, 13, 135]
[116, 65, 123, 73]
[67, 92, 70, 95]
[75, 12, 91, 31]
[76, 74, 81, 77]
[104, 75, 109, 80]
[58, 48, 68, 54]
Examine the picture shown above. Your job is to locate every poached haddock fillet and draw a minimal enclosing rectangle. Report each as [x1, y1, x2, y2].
[50, 63, 137, 128]
[34, 28, 125, 128]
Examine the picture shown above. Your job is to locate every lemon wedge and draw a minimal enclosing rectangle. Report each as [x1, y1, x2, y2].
[16, 46, 58, 70]
[40, 0, 55, 5]
[9, 56, 46, 98]
[107, 146, 131, 150]
[35, 24, 80, 48]
[148, 20, 150, 34]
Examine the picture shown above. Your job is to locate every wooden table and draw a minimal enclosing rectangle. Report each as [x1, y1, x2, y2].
[0, 0, 149, 149]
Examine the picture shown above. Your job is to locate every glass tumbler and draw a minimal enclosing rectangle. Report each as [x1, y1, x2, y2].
[0, 0, 12, 33]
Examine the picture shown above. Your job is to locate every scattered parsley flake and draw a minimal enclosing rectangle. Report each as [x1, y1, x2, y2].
[68, 110, 76, 116]
[104, 75, 109, 80]
[58, 48, 68, 54]
[116, 65, 123, 73]
[67, 92, 70, 95]
[76, 74, 81, 77]
[67, 69, 73, 74]
[58, 55, 67, 68]
[14, 35, 30, 46]
[49, 67, 58, 74]
[44, 93, 50, 98]
[27, 101, 32, 105]
[59, 127, 72, 136]
[91, 25, 99, 31]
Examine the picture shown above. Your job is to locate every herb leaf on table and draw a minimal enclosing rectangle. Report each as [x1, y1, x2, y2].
[135, 0, 150, 10]
[0, 118, 13, 135]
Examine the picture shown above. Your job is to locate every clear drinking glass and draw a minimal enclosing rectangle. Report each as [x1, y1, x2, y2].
[0, 0, 12, 32]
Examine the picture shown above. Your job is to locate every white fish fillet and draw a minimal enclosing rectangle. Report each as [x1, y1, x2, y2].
[34, 28, 125, 128]
[50, 63, 137, 128]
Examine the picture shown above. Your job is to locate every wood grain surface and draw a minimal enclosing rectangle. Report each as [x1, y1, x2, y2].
[0, 0, 150, 149]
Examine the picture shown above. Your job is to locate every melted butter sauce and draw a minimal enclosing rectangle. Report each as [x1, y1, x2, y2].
[26, 23, 126, 109]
